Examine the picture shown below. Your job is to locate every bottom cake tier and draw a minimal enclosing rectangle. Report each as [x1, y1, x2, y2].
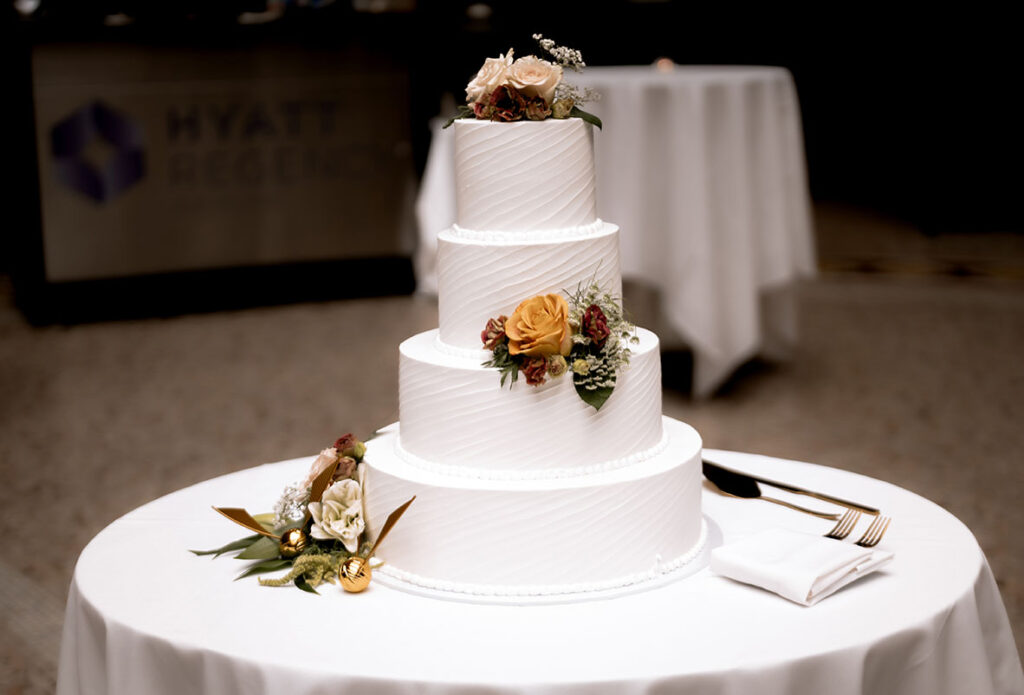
[362, 416, 705, 602]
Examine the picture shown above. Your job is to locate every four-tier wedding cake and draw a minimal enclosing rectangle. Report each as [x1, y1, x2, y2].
[361, 113, 706, 601]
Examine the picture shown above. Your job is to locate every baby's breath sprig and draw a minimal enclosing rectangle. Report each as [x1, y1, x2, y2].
[272, 483, 310, 529]
[532, 33, 586, 72]
[531, 33, 599, 112]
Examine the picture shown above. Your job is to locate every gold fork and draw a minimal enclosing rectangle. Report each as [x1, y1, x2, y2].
[824, 509, 862, 540]
[855, 516, 891, 548]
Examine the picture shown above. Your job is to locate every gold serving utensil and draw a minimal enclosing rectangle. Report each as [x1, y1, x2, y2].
[703, 460, 881, 517]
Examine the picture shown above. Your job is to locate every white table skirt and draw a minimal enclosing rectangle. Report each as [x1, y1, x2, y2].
[57, 450, 1023, 695]
[415, 65, 816, 396]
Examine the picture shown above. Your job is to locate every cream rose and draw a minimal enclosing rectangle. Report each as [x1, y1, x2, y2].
[465, 49, 514, 104]
[507, 55, 562, 105]
[308, 479, 365, 553]
[505, 294, 573, 357]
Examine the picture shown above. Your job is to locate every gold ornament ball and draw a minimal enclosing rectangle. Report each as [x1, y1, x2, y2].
[339, 556, 372, 593]
[278, 528, 308, 558]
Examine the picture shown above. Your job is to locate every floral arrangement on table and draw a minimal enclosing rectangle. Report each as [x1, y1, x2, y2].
[482, 283, 637, 410]
[191, 434, 413, 594]
[444, 34, 602, 129]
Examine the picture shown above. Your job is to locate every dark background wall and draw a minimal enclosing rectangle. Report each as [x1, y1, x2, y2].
[3, 1, 1020, 321]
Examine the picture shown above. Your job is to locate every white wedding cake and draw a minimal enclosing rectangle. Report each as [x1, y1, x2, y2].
[361, 116, 706, 601]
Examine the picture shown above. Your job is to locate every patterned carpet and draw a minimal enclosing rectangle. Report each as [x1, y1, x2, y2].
[1, 204, 1022, 692]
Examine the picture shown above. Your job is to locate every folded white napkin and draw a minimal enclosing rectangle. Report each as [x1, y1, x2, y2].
[710, 528, 894, 606]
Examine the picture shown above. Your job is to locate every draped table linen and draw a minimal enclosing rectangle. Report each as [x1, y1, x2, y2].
[57, 450, 1024, 695]
[415, 65, 816, 396]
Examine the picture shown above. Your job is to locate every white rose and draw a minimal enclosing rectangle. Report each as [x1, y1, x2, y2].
[507, 55, 562, 105]
[465, 48, 514, 104]
[300, 447, 339, 488]
[308, 479, 365, 553]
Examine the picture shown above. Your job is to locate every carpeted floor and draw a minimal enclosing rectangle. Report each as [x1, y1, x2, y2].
[1, 204, 1022, 692]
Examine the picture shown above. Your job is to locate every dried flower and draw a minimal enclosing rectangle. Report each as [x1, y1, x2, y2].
[300, 447, 340, 488]
[488, 85, 526, 122]
[522, 356, 548, 386]
[334, 434, 365, 462]
[533, 34, 586, 72]
[525, 96, 552, 121]
[582, 304, 611, 348]
[572, 358, 590, 375]
[332, 456, 358, 481]
[547, 354, 568, 378]
[551, 98, 574, 119]
[481, 315, 508, 350]
[474, 100, 494, 119]
[273, 482, 309, 528]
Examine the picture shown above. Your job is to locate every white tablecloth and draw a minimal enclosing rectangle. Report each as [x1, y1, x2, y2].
[58, 450, 1023, 695]
[416, 65, 816, 396]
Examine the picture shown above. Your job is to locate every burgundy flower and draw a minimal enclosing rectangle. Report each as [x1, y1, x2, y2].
[334, 434, 356, 451]
[333, 434, 365, 461]
[489, 85, 526, 122]
[521, 356, 548, 386]
[473, 100, 494, 120]
[524, 96, 552, 121]
[583, 304, 611, 348]
[481, 315, 508, 350]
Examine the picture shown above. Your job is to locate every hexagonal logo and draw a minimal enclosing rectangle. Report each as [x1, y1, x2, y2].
[50, 101, 145, 203]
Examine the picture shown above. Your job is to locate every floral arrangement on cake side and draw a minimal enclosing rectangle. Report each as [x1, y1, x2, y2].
[482, 283, 637, 410]
[192, 434, 413, 594]
[444, 34, 602, 128]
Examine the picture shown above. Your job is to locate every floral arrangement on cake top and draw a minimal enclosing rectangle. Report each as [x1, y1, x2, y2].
[192, 434, 413, 594]
[444, 34, 602, 129]
[482, 283, 637, 410]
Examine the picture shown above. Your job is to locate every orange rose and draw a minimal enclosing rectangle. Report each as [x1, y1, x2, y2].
[504, 294, 573, 357]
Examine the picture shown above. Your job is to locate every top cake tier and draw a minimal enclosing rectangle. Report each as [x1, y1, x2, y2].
[454, 118, 597, 232]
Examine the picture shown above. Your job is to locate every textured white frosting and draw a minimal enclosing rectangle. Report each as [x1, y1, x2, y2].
[454, 118, 597, 232]
[437, 222, 622, 349]
[363, 417, 704, 597]
[361, 117, 705, 602]
[399, 328, 664, 473]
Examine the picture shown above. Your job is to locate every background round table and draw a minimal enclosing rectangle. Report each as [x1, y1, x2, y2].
[415, 65, 817, 397]
[57, 450, 1023, 695]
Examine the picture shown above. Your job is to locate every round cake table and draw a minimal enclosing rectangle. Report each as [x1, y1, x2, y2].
[57, 450, 1023, 695]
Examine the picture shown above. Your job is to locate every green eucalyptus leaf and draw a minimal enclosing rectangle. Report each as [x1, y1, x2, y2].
[443, 105, 475, 129]
[235, 559, 293, 580]
[575, 383, 614, 410]
[235, 535, 280, 560]
[294, 576, 319, 595]
[189, 534, 262, 557]
[251, 513, 277, 533]
[570, 106, 603, 129]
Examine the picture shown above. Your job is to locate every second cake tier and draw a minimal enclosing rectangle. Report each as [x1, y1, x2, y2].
[399, 328, 664, 476]
[437, 221, 621, 350]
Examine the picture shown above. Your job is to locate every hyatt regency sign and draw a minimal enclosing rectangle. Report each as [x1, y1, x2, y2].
[33, 43, 415, 282]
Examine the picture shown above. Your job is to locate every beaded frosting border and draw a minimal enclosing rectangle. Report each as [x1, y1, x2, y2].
[394, 425, 670, 481]
[375, 519, 708, 600]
